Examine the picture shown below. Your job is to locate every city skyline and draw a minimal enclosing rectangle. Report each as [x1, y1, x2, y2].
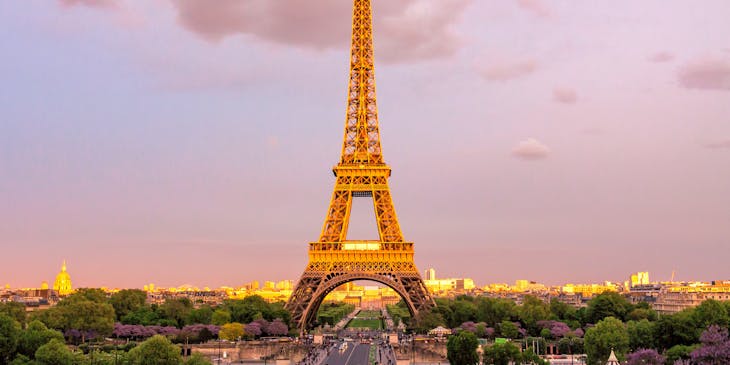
[2, 0, 730, 289]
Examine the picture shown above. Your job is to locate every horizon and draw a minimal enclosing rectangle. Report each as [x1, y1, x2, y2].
[2, 0, 729, 289]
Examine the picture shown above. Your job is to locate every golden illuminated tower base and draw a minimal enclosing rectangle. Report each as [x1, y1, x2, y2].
[286, 0, 434, 332]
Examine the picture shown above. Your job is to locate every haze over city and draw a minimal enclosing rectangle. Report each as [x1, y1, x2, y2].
[2, 0, 729, 289]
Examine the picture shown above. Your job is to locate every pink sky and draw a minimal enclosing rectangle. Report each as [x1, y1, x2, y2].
[1, 0, 729, 289]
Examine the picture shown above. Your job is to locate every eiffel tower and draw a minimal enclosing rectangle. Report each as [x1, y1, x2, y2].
[286, 0, 435, 332]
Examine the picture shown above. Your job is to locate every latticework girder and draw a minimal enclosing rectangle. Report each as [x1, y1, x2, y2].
[286, 0, 434, 333]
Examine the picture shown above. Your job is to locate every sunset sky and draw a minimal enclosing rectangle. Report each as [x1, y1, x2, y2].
[1, 0, 729, 289]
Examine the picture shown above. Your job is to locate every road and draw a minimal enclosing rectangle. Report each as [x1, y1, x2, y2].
[322, 342, 371, 365]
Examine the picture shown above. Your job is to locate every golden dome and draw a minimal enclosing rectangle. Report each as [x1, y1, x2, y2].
[53, 260, 73, 296]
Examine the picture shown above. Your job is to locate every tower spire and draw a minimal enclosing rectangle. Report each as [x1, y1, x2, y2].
[62, 259, 67, 272]
[341, 0, 383, 165]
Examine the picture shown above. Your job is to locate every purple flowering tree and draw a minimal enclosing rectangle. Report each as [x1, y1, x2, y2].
[460, 321, 478, 334]
[690, 325, 730, 365]
[625, 349, 664, 365]
[245, 322, 262, 338]
[267, 319, 289, 336]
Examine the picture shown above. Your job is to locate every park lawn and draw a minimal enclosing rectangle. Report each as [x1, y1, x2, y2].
[347, 310, 384, 330]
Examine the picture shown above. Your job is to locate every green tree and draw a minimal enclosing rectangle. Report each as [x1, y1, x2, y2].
[627, 319, 655, 350]
[476, 298, 517, 327]
[447, 330, 480, 365]
[583, 317, 629, 365]
[518, 296, 550, 336]
[109, 289, 148, 321]
[0, 313, 21, 363]
[63, 300, 115, 342]
[692, 299, 729, 329]
[211, 309, 231, 326]
[17, 320, 65, 359]
[121, 306, 161, 326]
[451, 300, 478, 327]
[585, 292, 633, 324]
[187, 306, 213, 325]
[549, 299, 578, 322]
[34, 338, 80, 365]
[482, 341, 521, 365]
[653, 309, 698, 350]
[219, 322, 244, 341]
[520, 348, 549, 365]
[127, 335, 182, 365]
[664, 344, 698, 365]
[413, 309, 446, 333]
[63, 288, 107, 304]
[498, 320, 519, 339]
[159, 298, 194, 328]
[185, 352, 212, 364]
[0, 302, 27, 326]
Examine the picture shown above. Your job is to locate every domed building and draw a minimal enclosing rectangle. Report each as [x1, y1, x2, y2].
[53, 260, 73, 296]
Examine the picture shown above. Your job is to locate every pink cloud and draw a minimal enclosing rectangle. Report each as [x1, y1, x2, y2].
[678, 55, 730, 91]
[705, 139, 730, 150]
[553, 87, 578, 104]
[171, 0, 471, 64]
[59, 0, 118, 9]
[648, 51, 675, 63]
[512, 138, 550, 160]
[515, 0, 550, 18]
[478, 58, 537, 82]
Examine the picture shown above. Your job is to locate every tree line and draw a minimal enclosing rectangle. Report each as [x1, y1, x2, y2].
[390, 293, 730, 365]
[0, 288, 293, 364]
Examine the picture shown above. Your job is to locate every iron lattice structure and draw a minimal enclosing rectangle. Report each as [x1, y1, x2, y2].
[286, 0, 435, 332]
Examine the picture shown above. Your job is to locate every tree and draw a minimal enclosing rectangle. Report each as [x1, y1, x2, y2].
[185, 352, 212, 365]
[664, 344, 698, 365]
[63, 288, 107, 304]
[518, 296, 550, 336]
[549, 299, 578, 322]
[62, 300, 115, 342]
[447, 331, 479, 365]
[584, 292, 633, 324]
[0, 313, 21, 363]
[451, 300, 478, 328]
[127, 335, 182, 365]
[159, 298, 193, 328]
[693, 300, 729, 329]
[498, 321, 519, 339]
[0, 302, 27, 326]
[34, 338, 81, 365]
[583, 317, 629, 365]
[219, 323, 244, 341]
[627, 319, 654, 350]
[109, 289, 148, 321]
[211, 309, 231, 326]
[476, 298, 517, 327]
[482, 341, 521, 365]
[653, 309, 698, 350]
[266, 319, 289, 336]
[412, 309, 446, 334]
[625, 349, 664, 365]
[17, 320, 65, 359]
[187, 306, 213, 325]
[690, 325, 730, 365]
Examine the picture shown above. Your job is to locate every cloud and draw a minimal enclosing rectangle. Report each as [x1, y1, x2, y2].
[515, 0, 550, 18]
[678, 55, 730, 91]
[648, 51, 674, 63]
[552, 87, 578, 104]
[478, 58, 537, 82]
[512, 138, 550, 160]
[705, 139, 730, 150]
[171, 0, 471, 64]
[59, 0, 118, 9]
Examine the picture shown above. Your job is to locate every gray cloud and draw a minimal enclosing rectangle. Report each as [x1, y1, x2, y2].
[678, 55, 730, 91]
[648, 51, 674, 63]
[478, 58, 537, 82]
[59, 0, 117, 9]
[705, 139, 730, 150]
[171, 0, 471, 64]
[553, 87, 578, 104]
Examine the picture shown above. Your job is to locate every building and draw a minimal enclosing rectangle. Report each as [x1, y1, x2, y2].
[53, 260, 73, 296]
[630, 272, 650, 287]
